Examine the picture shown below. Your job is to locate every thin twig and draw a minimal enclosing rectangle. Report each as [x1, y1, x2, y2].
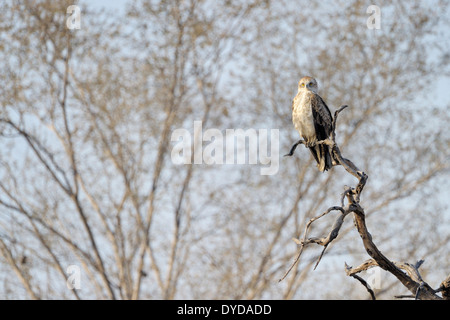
[284, 139, 304, 157]
[279, 206, 346, 281]
[344, 263, 376, 300]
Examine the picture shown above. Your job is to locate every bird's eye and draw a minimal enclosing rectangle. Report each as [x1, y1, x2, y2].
[300, 83, 305, 87]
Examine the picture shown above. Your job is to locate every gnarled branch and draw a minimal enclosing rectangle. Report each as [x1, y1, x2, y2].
[282, 105, 447, 300]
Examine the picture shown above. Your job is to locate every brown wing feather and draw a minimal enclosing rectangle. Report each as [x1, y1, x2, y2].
[310, 94, 333, 171]
[310, 94, 332, 139]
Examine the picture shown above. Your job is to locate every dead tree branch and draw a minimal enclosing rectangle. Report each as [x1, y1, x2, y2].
[345, 262, 376, 300]
[282, 105, 447, 300]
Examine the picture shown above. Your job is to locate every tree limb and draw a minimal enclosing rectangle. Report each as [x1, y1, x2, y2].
[281, 105, 446, 300]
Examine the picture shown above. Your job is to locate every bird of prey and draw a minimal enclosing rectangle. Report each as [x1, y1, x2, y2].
[291, 76, 333, 172]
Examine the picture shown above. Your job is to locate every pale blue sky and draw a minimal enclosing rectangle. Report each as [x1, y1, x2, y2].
[80, 0, 449, 106]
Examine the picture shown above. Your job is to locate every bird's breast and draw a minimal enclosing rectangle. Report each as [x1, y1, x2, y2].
[292, 92, 316, 141]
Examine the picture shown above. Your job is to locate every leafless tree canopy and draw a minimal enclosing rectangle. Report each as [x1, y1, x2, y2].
[0, 0, 449, 299]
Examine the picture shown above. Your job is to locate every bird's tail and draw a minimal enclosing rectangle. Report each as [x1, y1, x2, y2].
[309, 145, 333, 172]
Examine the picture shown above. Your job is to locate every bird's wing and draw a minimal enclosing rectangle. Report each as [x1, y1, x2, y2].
[310, 94, 332, 140]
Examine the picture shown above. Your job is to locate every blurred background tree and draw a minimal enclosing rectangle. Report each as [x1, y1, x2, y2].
[0, 0, 448, 299]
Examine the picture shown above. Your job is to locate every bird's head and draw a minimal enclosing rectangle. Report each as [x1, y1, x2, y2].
[298, 76, 318, 94]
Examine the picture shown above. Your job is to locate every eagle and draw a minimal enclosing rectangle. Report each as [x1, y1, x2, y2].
[291, 76, 333, 172]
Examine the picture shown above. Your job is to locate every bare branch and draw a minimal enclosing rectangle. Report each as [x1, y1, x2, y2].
[0, 238, 38, 300]
[279, 206, 346, 282]
[281, 104, 445, 300]
[436, 274, 450, 300]
[284, 139, 305, 157]
[345, 263, 376, 300]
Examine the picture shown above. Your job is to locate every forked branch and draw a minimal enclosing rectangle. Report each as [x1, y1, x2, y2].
[281, 105, 447, 300]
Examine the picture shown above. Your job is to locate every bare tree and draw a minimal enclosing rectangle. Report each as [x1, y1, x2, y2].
[230, 0, 449, 299]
